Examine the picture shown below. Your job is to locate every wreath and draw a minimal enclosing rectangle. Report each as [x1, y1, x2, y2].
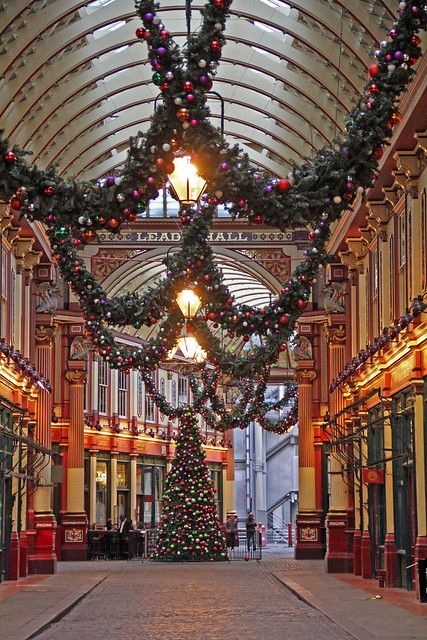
[0, 0, 425, 432]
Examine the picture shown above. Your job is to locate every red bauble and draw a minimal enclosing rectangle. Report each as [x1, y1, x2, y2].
[368, 84, 380, 94]
[279, 344, 287, 352]
[43, 186, 55, 196]
[277, 178, 292, 193]
[160, 30, 170, 40]
[214, 0, 225, 7]
[297, 299, 306, 308]
[108, 218, 119, 229]
[126, 212, 137, 222]
[4, 151, 16, 162]
[368, 64, 380, 78]
[253, 215, 262, 224]
[155, 158, 165, 167]
[135, 27, 145, 39]
[183, 81, 193, 92]
[10, 197, 21, 210]
[279, 315, 289, 325]
[207, 312, 216, 321]
[210, 39, 221, 52]
[374, 148, 384, 160]
[160, 82, 170, 92]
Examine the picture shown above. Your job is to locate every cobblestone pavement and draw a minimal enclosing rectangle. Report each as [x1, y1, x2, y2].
[35, 559, 351, 640]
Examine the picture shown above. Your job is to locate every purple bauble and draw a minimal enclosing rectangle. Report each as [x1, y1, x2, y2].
[157, 46, 167, 56]
[341, 146, 351, 157]
[106, 175, 116, 186]
[220, 162, 229, 170]
[394, 50, 404, 60]
[144, 12, 154, 22]
[265, 184, 273, 192]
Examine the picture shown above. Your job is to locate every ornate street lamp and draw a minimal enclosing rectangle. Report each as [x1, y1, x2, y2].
[167, 288, 206, 363]
[168, 155, 207, 205]
[176, 288, 202, 319]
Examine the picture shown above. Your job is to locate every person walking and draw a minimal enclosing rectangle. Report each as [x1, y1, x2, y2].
[246, 512, 257, 552]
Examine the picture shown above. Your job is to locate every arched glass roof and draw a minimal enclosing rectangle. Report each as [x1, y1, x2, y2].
[0, 0, 394, 180]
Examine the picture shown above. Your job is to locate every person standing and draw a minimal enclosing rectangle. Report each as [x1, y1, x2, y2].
[246, 512, 257, 552]
[119, 515, 132, 558]
[225, 513, 238, 550]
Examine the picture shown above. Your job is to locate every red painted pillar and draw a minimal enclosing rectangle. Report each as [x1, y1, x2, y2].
[61, 364, 88, 560]
[295, 365, 325, 559]
[28, 325, 57, 574]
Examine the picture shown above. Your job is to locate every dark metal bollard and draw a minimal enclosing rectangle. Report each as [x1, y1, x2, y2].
[418, 559, 427, 603]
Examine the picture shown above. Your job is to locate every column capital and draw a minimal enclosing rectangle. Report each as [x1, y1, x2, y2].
[394, 147, 426, 181]
[0, 203, 13, 234]
[345, 237, 368, 274]
[65, 369, 87, 386]
[35, 324, 57, 345]
[324, 324, 346, 346]
[295, 369, 316, 385]
[412, 381, 424, 396]
[11, 235, 35, 273]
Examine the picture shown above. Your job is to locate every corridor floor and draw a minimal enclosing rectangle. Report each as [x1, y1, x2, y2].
[32, 559, 349, 640]
[2, 551, 427, 640]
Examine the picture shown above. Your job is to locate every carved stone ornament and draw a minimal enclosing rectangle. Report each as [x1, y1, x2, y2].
[295, 369, 316, 385]
[292, 335, 313, 361]
[65, 369, 87, 386]
[35, 325, 57, 345]
[320, 281, 346, 314]
[324, 324, 346, 345]
[36, 281, 61, 314]
[69, 336, 89, 360]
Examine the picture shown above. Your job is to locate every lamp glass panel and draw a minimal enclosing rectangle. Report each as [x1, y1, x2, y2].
[168, 156, 206, 204]
[176, 289, 202, 318]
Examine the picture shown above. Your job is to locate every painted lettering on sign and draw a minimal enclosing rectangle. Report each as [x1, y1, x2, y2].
[97, 230, 296, 244]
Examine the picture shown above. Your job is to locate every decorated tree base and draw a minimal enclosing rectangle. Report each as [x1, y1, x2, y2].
[152, 409, 227, 562]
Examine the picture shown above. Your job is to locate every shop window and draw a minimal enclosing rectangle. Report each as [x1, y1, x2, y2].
[84, 456, 90, 524]
[96, 461, 108, 525]
[98, 357, 108, 415]
[367, 407, 386, 578]
[389, 234, 395, 323]
[398, 211, 408, 314]
[178, 376, 188, 407]
[145, 392, 155, 422]
[171, 380, 177, 407]
[118, 370, 128, 418]
[116, 462, 128, 489]
[392, 390, 416, 590]
[141, 463, 164, 527]
[208, 463, 223, 521]
[116, 461, 130, 521]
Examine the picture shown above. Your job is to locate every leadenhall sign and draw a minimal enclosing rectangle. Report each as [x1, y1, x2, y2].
[97, 229, 307, 245]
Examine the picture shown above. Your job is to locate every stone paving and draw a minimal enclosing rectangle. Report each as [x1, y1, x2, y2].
[34, 559, 350, 640]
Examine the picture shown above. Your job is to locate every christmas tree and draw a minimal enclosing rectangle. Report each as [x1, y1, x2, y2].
[153, 409, 227, 561]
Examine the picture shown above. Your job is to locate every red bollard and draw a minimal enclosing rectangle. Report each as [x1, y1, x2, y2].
[287, 523, 293, 547]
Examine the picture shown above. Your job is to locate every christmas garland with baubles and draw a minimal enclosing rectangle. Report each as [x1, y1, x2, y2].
[0, 0, 426, 432]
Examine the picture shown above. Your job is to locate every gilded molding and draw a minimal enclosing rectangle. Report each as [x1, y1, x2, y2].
[12, 236, 35, 273]
[65, 369, 87, 386]
[295, 369, 316, 385]
[324, 324, 346, 345]
[35, 324, 57, 345]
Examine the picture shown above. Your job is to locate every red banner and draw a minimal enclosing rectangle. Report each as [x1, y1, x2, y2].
[362, 468, 385, 484]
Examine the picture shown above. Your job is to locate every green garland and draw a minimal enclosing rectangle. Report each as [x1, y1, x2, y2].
[0, 0, 425, 430]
